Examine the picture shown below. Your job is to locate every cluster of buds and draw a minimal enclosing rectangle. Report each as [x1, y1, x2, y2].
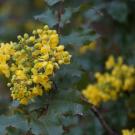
[82, 56, 135, 106]
[0, 25, 71, 105]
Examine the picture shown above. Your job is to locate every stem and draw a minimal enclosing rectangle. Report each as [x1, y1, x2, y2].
[90, 106, 119, 135]
[81, 96, 119, 135]
[57, 1, 64, 34]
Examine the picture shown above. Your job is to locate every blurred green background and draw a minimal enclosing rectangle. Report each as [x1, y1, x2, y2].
[0, 0, 135, 135]
[0, 0, 45, 41]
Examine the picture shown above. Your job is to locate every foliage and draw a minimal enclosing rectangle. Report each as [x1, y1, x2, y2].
[0, 0, 135, 135]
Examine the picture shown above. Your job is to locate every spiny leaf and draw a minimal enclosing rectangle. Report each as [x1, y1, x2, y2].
[35, 9, 57, 27]
[61, 30, 99, 46]
[44, 0, 62, 6]
[0, 114, 29, 135]
[29, 89, 84, 135]
[107, 1, 128, 22]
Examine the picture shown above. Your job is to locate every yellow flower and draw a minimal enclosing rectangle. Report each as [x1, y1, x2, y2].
[0, 42, 15, 55]
[34, 62, 47, 69]
[42, 81, 52, 91]
[117, 56, 123, 66]
[123, 78, 135, 91]
[79, 41, 96, 54]
[34, 43, 42, 49]
[57, 45, 64, 51]
[82, 85, 110, 106]
[45, 62, 54, 75]
[109, 90, 118, 100]
[112, 79, 122, 91]
[29, 36, 35, 42]
[32, 85, 43, 96]
[122, 129, 135, 135]
[0, 42, 15, 78]
[105, 55, 115, 69]
[0, 64, 10, 78]
[15, 70, 27, 80]
[50, 34, 59, 48]
[32, 74, 49, 84]
[95, 72, 105, 83]
[41, 46, 50, 54]
[20, 98, 28, 105]
[0, 25, 71, 105]
[82, 55, 135, 106]
[0, 54, 8, 63]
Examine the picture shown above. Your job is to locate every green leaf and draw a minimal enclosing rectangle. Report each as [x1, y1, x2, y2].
[65, 126, 83, 135]
[44, 0, 61, 6]
[6, 127, 23, 135]
[60, 7, 80, 27]
[84, 5, 104, 22]
[35, 9, 57, 27]
[30, 119, 47, 135]
[60, 8, 72, 27]
[29, 89, 84, 135]
[30, 117, 63, 135]
[0, 114, 29, 135]
[107, 2, 128, 22]
[103, 100, 128, 128]
[61, 30, 99, 46]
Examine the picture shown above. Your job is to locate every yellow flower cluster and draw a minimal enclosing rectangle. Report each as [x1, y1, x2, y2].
[122, 129, 135, 135]
[0, 25, 71, 105]
[0, 42, 15, 78]
[82, 55, 135, 106]
[79, 41, 96, 54]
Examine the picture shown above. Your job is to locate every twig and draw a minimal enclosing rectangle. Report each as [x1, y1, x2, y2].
[81, 96, 119, 135]
[90, 105, 119, 135]
[52, 80, 58, 93]
[57, 1, 64, 34]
